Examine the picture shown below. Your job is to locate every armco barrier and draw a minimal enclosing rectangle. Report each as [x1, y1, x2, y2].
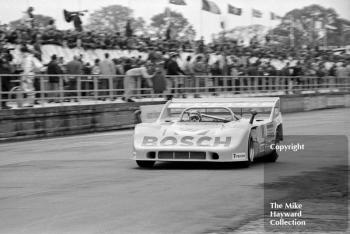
[0, 93, 349, 141]
[0, 101, 165, 141]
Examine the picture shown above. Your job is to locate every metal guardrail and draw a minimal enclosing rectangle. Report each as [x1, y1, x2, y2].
[0, 74, 349, 109]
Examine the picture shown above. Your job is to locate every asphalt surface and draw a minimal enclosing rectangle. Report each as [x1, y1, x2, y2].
[0, 108, 349, 234]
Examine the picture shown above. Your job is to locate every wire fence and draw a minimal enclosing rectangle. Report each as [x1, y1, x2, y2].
[1, 74, 349, 109]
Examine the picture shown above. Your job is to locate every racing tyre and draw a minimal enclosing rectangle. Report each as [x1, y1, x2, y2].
[136, 160, 155, 168]
[265, 150, 279, 162]
[241, 136, 254, 168]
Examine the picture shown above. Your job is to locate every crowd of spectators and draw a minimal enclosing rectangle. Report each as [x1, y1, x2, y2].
[1, 7, 350, 108]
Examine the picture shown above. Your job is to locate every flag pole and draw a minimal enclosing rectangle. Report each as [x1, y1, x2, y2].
[200, 1, 203, 39]
[251, 8, 253, 26]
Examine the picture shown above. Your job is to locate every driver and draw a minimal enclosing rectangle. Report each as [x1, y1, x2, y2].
[188, 110, 202, 122]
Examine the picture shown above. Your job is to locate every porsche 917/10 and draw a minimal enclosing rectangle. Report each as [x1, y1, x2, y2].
[133, 98, 283, 168]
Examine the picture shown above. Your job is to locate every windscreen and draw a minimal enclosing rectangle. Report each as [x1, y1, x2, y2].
[163, 104, 273, 121]
[163, 107, 234, 122]
[180, 108, 234, 122]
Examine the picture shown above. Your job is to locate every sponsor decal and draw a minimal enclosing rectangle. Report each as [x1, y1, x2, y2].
[232, 152, 246, 159]
[141, 136, 231, 147]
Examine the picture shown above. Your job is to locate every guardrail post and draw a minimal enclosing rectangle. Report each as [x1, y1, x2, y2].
[40, 76, 45, 106]
[93, 76, 98, 103]
[0, 75, 2, 110]
[77, 76, 81, 103]
[223, 76, 227, 93]
[59, 76, 64, 104]
[109, 76, 113, 100]
[136, 77, 141, 98]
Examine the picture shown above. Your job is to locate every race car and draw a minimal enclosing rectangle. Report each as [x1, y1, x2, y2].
[133, 98, 283, 168]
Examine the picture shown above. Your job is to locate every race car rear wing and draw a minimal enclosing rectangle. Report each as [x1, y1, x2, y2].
[169, 98, 279, 109]
[138, 98, 280, 123]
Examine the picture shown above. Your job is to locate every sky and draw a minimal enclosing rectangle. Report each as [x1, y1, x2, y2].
[0, 0, 349, 41]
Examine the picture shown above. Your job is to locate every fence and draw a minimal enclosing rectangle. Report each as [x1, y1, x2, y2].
[0, 74, 349, 109]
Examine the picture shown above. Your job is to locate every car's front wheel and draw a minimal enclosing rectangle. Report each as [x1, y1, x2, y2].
[136, 160, 155, 168]
[241, 136, 254, 168]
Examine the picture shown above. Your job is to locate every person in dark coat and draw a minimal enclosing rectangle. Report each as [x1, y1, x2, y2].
[166, 52, 185, 97]
[0, 53, 13, 109]
[152, 62, 167, 94]
[47, 54, 63, 102]
[65, 55, 82, 101]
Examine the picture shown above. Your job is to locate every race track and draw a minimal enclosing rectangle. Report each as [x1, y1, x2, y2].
[0, 108, 349, 234]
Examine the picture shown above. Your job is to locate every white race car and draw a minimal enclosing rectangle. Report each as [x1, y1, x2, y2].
[133, 98, 283, 168]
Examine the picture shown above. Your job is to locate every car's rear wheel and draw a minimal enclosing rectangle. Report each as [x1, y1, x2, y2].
[265, 137, 279, 162]
[241, 136, 254, 168]
[136, 160, 155, 168]
[265, 150, 279, 162]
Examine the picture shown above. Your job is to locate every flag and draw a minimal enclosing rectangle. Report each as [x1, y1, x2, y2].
[252, 9, 262, 18]
[228, 4, 242, 16]
[202, 0, 221, 14]
[270, 12, 281, 20]
[169, 0, 186, 5]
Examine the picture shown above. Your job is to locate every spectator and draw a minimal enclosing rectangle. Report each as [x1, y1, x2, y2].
[165, 52, 185, 96]
[124, 61, 154, 102]
[0, 50, 13, 109]
[336, 63, 349, 91]
[183, 55, 194, 92]
[47, 54, 63, 102]
[152, 61, 167, 95]
[210, 60, 222, 93]
[99, 53, 116, 100]
[45, 19, 56, 31]
[20, 45, 43, 107]
[23, 7, 35, 29]
[65, 55, 82, 101]
[91, 59, 101, 75]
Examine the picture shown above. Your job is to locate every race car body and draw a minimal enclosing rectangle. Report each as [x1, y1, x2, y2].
[133, 98, 283, 168]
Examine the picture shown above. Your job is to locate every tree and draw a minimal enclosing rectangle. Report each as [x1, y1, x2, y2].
[271, 4, 348, 47]
[150, 8, 196, 40]
[9, 14, 54, 29]
[85, 4, 145, 34]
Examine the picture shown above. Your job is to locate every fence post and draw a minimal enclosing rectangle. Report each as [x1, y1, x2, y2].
[223, 76, 227, 93]
[109, 76, 113, 100]
[40, 76, 45, 106]
[93, 76, 98, 103]
[59, 76, 64, 104]
[0, 75, 2, 110]
[77, 76, 81, 103]
[195, 76, 199, 95]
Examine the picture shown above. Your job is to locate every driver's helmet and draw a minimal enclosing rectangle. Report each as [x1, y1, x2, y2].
[188, 110, 201, 122]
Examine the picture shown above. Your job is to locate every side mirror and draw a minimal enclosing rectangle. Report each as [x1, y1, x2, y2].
[249, 110, 258, 124]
